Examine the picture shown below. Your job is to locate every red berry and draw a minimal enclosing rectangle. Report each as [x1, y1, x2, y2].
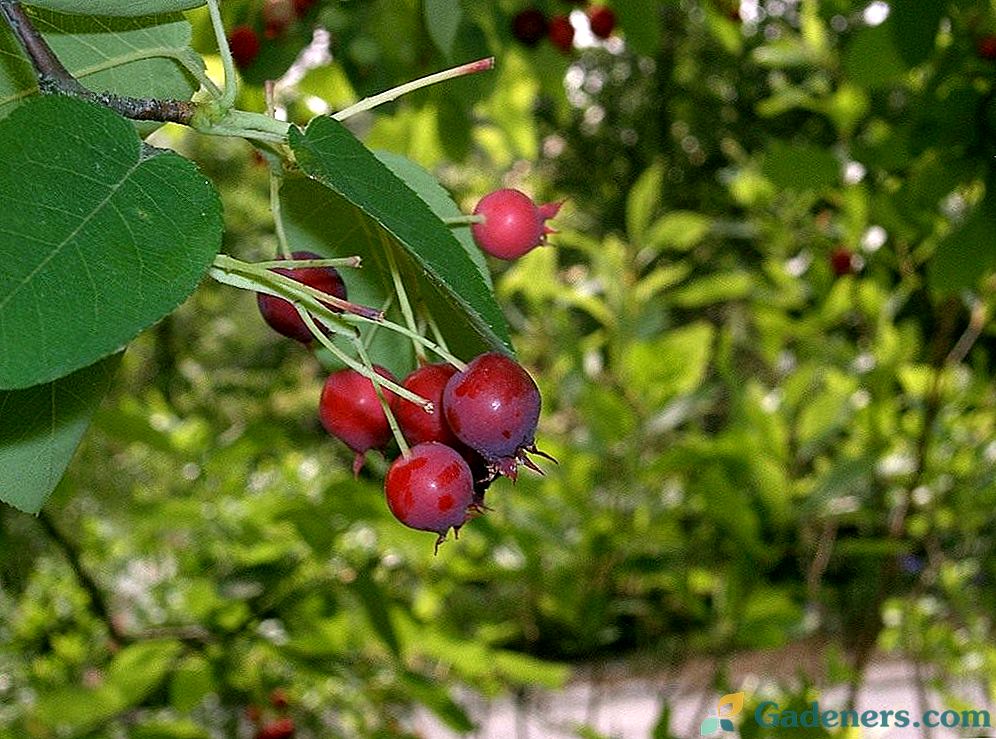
[548, 14, 575, 53]
[256, 251, 348, 344]
[512, 8, 548, 47]
[830, 246, 854, 277]
[319, 366, 397, 475]
[384, 442, 475, 546]
[229, 25, 261, 70]
[587, 5, 616, 39]
[978, 34, 996, 61]
[255, 717, 295, 739]
[443, 352, 543, 480]
[471, 189, 562, 260]
[394, 363, 461, 447]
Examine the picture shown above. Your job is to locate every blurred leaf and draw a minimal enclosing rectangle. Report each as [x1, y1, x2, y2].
[400, 670, 475, 732]
[353, 567, 402, 657]
[615, 0, 663, 57]
[0, 353, 120, 513]
[132, 720, 210, 739]
[889, 0, 943, 67]
[646, 211, 711, 252]
[627, 162, 664, 243]
[844, 24, 907, 89]
[762, 140, 838, 192]
[620, 322, 714, 407]
[0, 95, 222, 389]
[930, 198, 996, 292]
[424, 0, 462, 57]
[491, 651, 569, 689]
[34, 685, 123, 735]
[670, 272, 753, 307]
[169, 655, 214, 713]
[108, 640, 184, 705]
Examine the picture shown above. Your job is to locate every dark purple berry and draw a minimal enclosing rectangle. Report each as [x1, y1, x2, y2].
[384, 442, 475, 548]
[254, 717, 295, 739]
[256, 250, 348, 344]
[319, 366, 397, 475]
[512, 8, 548, 47]
[471, 188, 562, 260]
[978, 34, 996, 61]
[443, 352, 544, 480]
[830, 246, 855, 277]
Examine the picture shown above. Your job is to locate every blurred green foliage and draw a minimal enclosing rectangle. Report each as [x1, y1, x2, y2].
[3, 0, 996, 736]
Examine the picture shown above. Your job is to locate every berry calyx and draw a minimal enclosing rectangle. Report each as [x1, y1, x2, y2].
[269, 687, 290, 710]
[394, 363, 461, 447]
[256, 251, 348, 344]
[978, 34, 996, 61]
[443, 352, 544, 480]
[830, 246, 855, 277]
[548, 14, 575, 53]
[587, 5, 616, 39]
[319, 366, 398, 476]
[255, 717, 295, 739]
[471, 189, 562, 260]
[512, 8, 548, 47]
[384, 442, 475, 549]
[228, 25, 261, 70]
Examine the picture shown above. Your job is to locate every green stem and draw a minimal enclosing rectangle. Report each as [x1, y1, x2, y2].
[254, 257, 362, 269]
[205, 0, 237, 110]
[296, 307, 430, 410]
[383, 242, 426, 363]
[333, 57, 495, 121]
[352, 335, 410, 457]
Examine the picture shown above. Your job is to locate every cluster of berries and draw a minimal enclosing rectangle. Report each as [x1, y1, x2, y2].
[511, 4, 617, 54]
[255, 190, 559, 549]
[228, 0, 318, 70]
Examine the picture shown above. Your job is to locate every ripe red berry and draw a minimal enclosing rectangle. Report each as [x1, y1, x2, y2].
[512, 8, 548, 47]
[394, 363, 461, 447]
[978, 34, 996, 61]
[255, 717, 295, 739]
[587, 5, 616, 39]
[830, 246, 855, 277]
[384, 442, 475, 547]
[319, 366, 397, 475]
[256, 250, 348, 344]
[229, 25, 261, 70]
[471, 189, 562, 260]
[548, 14, 575, 53]
[443, 352, 543, 480]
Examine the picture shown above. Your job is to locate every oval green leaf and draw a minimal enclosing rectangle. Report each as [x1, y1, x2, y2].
[1, 8, 202, 118]
[288, 116, 512, 358]
[0, 353, 120, 513]
[24, 0, 205, 16]
[0, 95, 223, 389]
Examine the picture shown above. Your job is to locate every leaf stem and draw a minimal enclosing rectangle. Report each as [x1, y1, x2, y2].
[333, 57, 495, 121]
[205, 0, 237, 110]
[352, 335, 410, 457]
[383, 240, 426, 364]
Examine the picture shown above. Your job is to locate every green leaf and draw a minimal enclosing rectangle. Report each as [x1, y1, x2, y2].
[0, 95, 223, 389]
[646, 211, 711, 252]
[107, 640, 184, 704]
[132, 721, 210, 739]
[399, 670, 475, 733]
[762, 140, 839, 192]
[288, 116, 512, 359]
[614, 0, 664, 57]
[930, 199, 996, 292]
[353, 567, 402, 657]
[844, 23, 907, 89]
[1, 8, 202, 118]
[619, 322, 714, 408]
[424, 0, 462, 57]
[889, 0, 944, 67]
[169, 655, 214, 713]
[0, 353, 120, 513]
[626, 162, 663, 243]
[23, 0, 205, 15]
